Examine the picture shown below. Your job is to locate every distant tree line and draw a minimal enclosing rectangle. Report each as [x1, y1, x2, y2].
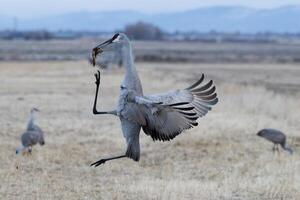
[1, 21, 300, 43]
[0, 22, 166, 40]
[0, 30, 53, 40]
[124, 21, 164, 40]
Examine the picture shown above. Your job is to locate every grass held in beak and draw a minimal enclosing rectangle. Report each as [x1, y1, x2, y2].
[92, 48, 103, 67]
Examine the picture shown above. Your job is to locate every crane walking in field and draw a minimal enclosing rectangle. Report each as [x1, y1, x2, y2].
[257, 128, 293, 154]
[90, 33, 218, 167]
[16, 108, 45, 154]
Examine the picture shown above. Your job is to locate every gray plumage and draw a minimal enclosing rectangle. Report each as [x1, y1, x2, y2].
[16, 108, 45, 154]
[90, 33, 218, 166]
[257, 128, 293, 154]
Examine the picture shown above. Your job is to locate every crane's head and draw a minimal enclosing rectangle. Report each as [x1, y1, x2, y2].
[92, 33, 129, 66]
[256, 129, 265, 137]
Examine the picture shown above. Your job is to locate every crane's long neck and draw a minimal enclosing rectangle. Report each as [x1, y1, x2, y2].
[27, 112, 35, 130]
[122, 43, 143, 94]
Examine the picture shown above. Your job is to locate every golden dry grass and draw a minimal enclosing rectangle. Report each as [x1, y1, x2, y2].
[0, 61, 300, 199]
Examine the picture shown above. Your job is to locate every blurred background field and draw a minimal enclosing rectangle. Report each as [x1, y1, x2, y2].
[1, 38, 300, 63]
[1, 60, 300, 199]
[1, 1, 300, 200]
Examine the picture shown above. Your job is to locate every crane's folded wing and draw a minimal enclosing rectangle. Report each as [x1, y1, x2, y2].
[122, 74, 218, 141]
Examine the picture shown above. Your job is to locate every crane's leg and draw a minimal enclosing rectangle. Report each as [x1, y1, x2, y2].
[93, 70, 117, 115]
[276, 144, 280, 153]
[272, 144, 276, 152]
[90, 154, 126, 167]
[23, 146, 32, 156]
[28, 146, 32, 155]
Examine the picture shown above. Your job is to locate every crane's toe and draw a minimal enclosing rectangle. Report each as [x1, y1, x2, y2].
[90, 159, 106, 167]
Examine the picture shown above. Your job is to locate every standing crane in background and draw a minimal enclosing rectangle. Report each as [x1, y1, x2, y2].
[90, 33, 218, 167]
[16, 108, 45, 154]
[257, 128, 293, 154]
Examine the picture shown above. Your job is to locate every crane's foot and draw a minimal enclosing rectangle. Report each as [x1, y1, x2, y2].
[90, 155, 126, 167]
[90, 159, 107, 167]
[94, 70, 100, 86]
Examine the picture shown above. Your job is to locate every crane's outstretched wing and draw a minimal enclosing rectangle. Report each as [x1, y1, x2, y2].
[121, 74, 218, 141]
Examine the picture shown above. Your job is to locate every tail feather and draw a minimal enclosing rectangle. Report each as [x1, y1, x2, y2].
[126, 143, 140, 161]
[125, 135, 140, 161]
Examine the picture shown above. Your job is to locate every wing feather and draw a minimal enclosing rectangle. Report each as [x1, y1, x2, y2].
[121, 74, 218, 141]
[141, 74, 218, 141]
[185, 74, 204, 90]
[190, 80, 213, 93]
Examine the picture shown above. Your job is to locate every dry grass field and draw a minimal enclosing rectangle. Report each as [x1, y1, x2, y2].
[1, 60, 300, 199]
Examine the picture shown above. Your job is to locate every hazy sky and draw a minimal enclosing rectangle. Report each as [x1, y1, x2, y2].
[2, 0, 300, 18]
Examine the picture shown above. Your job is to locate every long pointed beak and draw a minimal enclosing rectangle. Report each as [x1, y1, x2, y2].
[92, 39, 113, 67]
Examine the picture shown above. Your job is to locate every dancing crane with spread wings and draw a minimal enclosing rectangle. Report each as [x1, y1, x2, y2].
[90, 33, 218, 167]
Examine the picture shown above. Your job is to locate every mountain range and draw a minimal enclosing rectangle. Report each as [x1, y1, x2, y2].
[1, 6, 299, 33]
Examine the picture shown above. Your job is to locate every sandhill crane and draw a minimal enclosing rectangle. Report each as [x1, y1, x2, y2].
[16, 108, 45, 154]
[257, 128, 293, 154]
[90, 33, 218, 167]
